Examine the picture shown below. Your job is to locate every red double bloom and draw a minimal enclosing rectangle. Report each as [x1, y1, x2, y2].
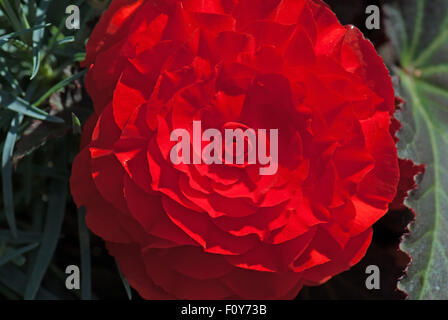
[71, 0, 402, 299]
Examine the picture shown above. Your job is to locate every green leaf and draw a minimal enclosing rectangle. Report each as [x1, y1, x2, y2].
[0, 0, 26, 34]
[0, 230, 41, 244]
[21, 155, 32, 204]
[0, 58, 24, 96]
[116, 260, 132, 300]
[0, 263, 58, 299]
[0, 89, 64, 122]
[384, 0, 448, 299]
[1, 114, 22, 238]
[24, 179, 67, 300]
[0, 23, 49, 46]
[27, 0, 37, 23]
[77, 207, 92, 300]
[71, 112, 82, 134]
[32, 69, 87, 107]
[56, 36, 75, 46]
[0, 243, 39, 267]
[74, 52, 86, 62]
[30, 0, 51, 79]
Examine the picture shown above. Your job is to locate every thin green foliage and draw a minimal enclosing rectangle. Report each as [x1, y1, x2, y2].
[0, 0, 102, 300]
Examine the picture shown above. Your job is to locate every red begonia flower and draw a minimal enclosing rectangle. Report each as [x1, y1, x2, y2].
[71, 0, 410, 299]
